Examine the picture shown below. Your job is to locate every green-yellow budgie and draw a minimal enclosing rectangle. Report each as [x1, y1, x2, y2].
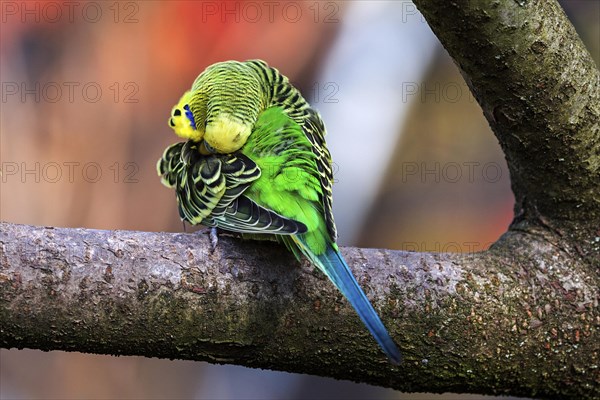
[157, 60, 401, 363]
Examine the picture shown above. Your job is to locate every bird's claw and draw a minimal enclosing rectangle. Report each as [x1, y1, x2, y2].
[193, 226, 219, 253]
[209, 227, 219, 253]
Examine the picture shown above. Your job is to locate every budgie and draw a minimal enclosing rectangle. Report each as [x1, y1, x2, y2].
[157, 60, 401, 364]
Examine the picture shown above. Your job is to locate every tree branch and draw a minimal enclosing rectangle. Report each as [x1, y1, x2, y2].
[0, 222, 598, 398]
[413, 0, 599, 258]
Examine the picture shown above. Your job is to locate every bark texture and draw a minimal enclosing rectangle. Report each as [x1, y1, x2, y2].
[0, 222, 598, 398]
[1, 0, 599, 399]
[413, 0, 599, 264]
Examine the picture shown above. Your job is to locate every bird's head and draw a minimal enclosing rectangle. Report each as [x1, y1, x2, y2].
[168, 91, 203, 142]
[168, 90, 252, 155]
[170, 61, 265, 154]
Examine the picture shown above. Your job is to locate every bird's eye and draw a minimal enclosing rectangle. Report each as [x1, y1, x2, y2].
[173, 109, 182, 117]
[169, 118, 175, 127]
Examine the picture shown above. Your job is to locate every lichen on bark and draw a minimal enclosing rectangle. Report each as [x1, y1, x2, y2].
[1, 221, 598, 398]
[414, 0, 599, 231]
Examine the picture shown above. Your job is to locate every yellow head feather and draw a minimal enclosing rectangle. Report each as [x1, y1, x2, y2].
[168, 91, 203, 142]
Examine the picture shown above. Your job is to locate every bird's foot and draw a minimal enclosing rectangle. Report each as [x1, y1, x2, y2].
[193, 226, 219, 253]
[209, 227, 219, 253]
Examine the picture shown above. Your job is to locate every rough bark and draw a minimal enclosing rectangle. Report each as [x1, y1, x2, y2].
[0, 222, 598, 399]
[413, 0, 599, 264]
[1, 0, 599, 399]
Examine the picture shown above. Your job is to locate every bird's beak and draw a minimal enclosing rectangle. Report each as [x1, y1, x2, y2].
[199, 140, 216, 155]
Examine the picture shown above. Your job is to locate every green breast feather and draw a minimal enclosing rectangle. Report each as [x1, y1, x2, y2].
[242, 107, 331, 255]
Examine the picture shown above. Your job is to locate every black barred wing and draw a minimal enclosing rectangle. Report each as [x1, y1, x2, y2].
[158, 140, 307, 234]
[157, 142, 186, 188]
[302, 108, 336, 241]
[206, 195, 307, 235]
[245, 59, 337, 241]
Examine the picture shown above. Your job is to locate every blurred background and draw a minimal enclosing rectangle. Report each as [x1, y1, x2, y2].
[1, 1, 598, 399]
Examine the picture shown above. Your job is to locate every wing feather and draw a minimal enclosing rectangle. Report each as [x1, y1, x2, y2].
[245, 60, 337, 241]
[157, 139, 306, 234]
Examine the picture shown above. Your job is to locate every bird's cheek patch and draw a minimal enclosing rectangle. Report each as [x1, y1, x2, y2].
[171, 116, 204, 142]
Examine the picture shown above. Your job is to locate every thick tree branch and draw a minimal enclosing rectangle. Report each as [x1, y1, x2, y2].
[413, 0, 599, 259]
[0, 222, 598, 399]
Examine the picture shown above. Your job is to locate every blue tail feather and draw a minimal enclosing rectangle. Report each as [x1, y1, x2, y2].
[317, 245, 402, 364]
